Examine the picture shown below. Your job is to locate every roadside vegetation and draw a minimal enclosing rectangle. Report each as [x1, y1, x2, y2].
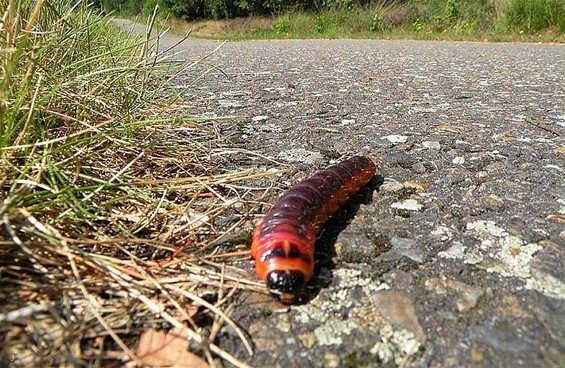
[97, 0, 565, 42]
[1, 0, 265, 366]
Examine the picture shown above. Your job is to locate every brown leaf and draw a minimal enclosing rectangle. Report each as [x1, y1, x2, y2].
[546, 214, 565, 223]
[403, 181, 428, 191]
[436, 124, 462, 134]
[136, 328, 209, 368]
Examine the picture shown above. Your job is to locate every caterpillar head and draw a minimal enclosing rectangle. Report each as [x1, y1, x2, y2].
[266, 270, 305, 304]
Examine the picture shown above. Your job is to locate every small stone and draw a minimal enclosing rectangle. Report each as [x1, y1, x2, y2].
[276, 320, 291, 333]
[471, 349, 485, 362]
[479, 194, 505, 212]
[390, 237, 417, 249]
[498, 295, 530, 319]
[425, 278, 485, 312]
[324, 351, 340, 368]
[422, 141, 441, 150]
[380, 178, 404, 192]
[372, 290, 426, 342]
[248, 321, 281, 352]
[411, 162, 426, 174]
[387, 152, 415, 168]
[391, 199, 423, 211]
[341, 119, 355, 124]
[382, 134, 408, 144]
[378, 237, 424, 263]
[251, 115, 269, 122]
[438, 242, 466, 259]
[452, 156, 465, 165]
[382, 270, 415, 292]
[454, 139, 471, 150]
[297, 332, 317, 348]
[450, 281, 485, 312]
[218, 99, 244, 107]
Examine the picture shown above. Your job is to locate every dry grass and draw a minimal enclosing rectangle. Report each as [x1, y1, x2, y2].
[0, 1, 281, 367]
[167, 16, 275, 39]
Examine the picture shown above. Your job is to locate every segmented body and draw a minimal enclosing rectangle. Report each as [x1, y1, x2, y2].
[251, 156, 377, 303]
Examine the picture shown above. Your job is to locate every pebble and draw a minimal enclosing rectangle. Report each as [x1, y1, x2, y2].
[497, 295, 530, 319]
[391, 199, 423, 211]
[276, 320, 291, 333]
[218, 99, 244, 107]
[380, 178, 404, 192]
[324, 351, 340, 368]
[454, 139, 471, 150]
[422, 141, 441, 150]
[425, 278, 485, 312]
[452, 156, 465, 165]
[411, 162, 426, 174]
[478, 194, 505, 212]
[379, 237, 425, 263]
[297, 332, 317, 348]
[381, 134, 408, 144]
[382, 270, 415, 292]
[372, 290, 426, 342]
[387, 151, 415, 168]
[251, 115, 269, 122]
[390, 236, 417, 249]
[248, 321, 281, 352]
[437, 242, 466, 259]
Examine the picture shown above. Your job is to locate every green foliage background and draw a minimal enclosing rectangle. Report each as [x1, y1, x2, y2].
[92, 0, 565, 35]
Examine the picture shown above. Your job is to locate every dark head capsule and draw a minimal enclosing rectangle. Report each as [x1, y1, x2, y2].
[266, 270, 306, 304]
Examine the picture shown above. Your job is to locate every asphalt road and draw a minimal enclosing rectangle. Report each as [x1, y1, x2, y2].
[116, 19, 565, 368]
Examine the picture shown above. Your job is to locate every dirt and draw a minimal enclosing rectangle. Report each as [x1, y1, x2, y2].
[115, 19, 565, 368]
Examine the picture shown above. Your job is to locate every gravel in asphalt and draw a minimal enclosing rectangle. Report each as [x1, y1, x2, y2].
[116, 19, 565, 368]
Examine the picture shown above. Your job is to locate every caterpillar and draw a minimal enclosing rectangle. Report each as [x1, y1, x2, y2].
[251, 156, 377, 304]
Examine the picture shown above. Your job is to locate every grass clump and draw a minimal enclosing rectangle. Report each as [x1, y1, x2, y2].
[1, 0, 268, 366]
[503, 0, 565, 33]
[171, 0, 565, 42]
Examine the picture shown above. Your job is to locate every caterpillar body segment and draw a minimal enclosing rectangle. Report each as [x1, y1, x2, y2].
[251, 156, 377, 303]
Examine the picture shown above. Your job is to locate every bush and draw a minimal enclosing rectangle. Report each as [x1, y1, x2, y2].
[158, 0, 205, 18]
[275, 18, 293, 34]
[95, 0, 565, 36]
[99, 0, 143, 14]
[504, 0, 565, 33]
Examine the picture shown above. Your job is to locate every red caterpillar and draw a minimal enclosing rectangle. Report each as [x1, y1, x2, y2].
[251, 156, 377, 304]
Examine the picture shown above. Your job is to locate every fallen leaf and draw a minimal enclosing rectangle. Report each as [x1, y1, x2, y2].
[436, 124, 462, 134]
[136, 328, 209, 368]
[546, 214, 565, 223]
[403, 181, 428, 191]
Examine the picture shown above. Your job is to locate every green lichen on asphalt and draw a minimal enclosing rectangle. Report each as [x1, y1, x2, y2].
[465, 220, 565, 301]
[292, 268, 423, 365]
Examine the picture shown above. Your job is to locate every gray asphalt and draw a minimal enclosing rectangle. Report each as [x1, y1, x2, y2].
[116, 19, 565, 368]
